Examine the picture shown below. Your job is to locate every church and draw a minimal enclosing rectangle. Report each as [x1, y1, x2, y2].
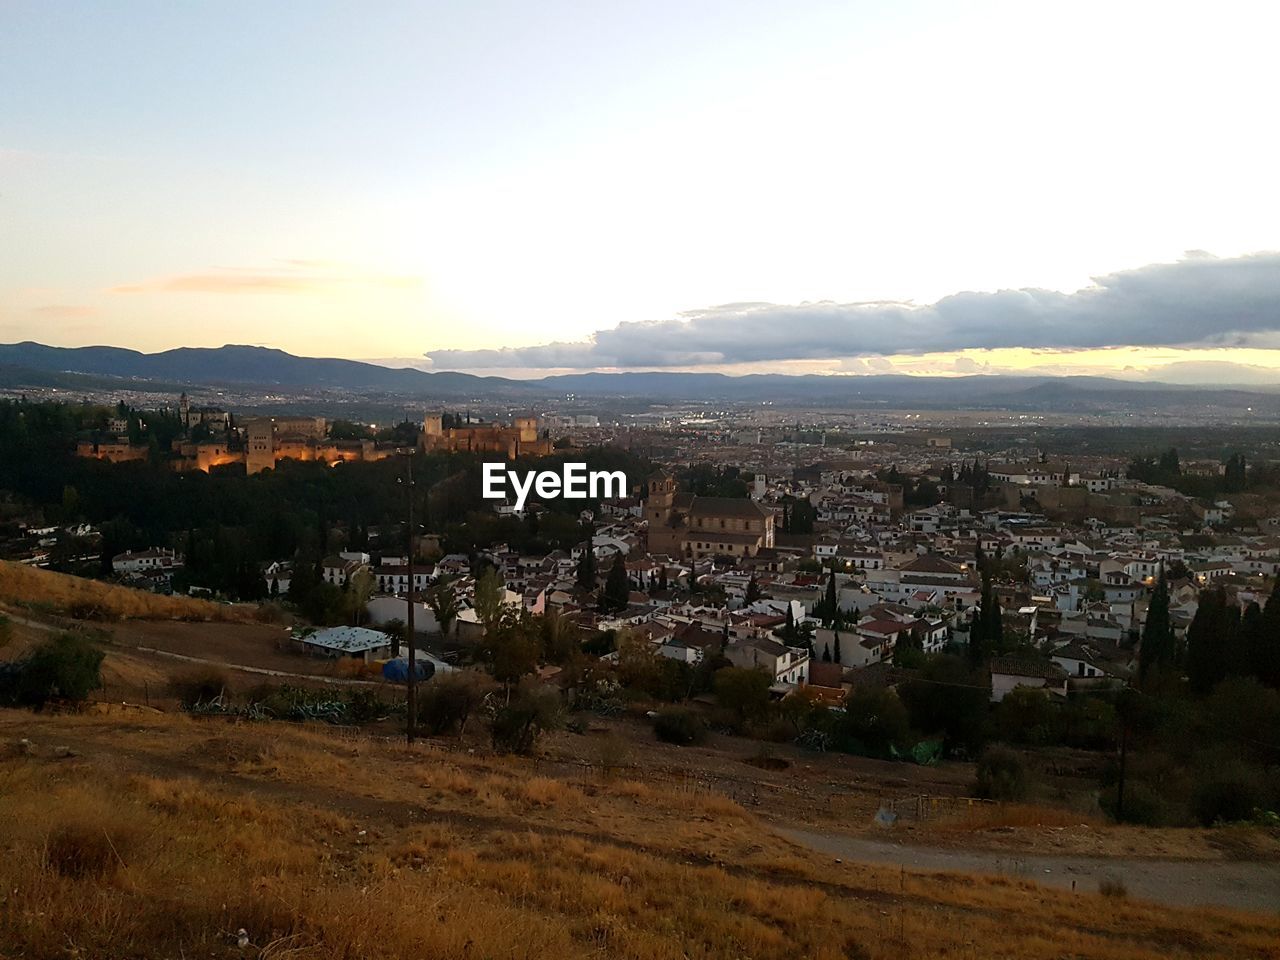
[645, 473, 776, 560]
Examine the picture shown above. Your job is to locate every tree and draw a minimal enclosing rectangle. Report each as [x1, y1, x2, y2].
[745, 576, 761, 605]
[426, 579, 460, 637]
[838, 688, 910, 756]
[488, 609, 542, 687]
[1139, 571, 1176, 685]
[821, 642, 832, 663]
[898, 654, 988, 754]
[832, 628, 842, 665]
[473, 566, 505, 635]
[576, 524, 597, 589]
[601, 552, 630, 613]
[713, 667, 772, 724]
[1253, 579, 1280, 688]
[824, 570, 838, 624]
[1187, 587, 1231, 695]
[969, 574, 999, 667]
[345, 567, 375, 625]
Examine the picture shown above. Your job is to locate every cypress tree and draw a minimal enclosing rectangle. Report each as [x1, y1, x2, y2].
[576, 524, 597, 589]
[822, 642, 832, 663]
[601, 552, 629, 613]
[823, 570, 838, 626]
[1139, 571, 1176, 684]
[1255, 579, 1280, 688]
[1186, 587, 1229, 694]
[833, 628, 842, 665]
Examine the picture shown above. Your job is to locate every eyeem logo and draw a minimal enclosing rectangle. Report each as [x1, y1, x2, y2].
[482, 462, 627, 512]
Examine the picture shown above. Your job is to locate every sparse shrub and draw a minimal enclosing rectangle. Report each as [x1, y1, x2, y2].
[170, 667, 229, 707]
[491, 683, 562, 754]
[4, 633, 103, 707]
[253, 601, 289, 624]
[653, 707, 706, 745]
[45, 823, 122, 879]
[1192, 763, 1265, 826]
[1098, 875, 1128, 898]
[974, 745, 1030, 801]
[418, 672, 490, 735]
[343, 688, 392, 724]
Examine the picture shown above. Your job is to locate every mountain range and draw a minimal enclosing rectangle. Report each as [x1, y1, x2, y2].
[1, 341, 1277, 413]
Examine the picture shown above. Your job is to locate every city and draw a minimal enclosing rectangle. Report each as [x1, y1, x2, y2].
[3, 2, 1280, 958]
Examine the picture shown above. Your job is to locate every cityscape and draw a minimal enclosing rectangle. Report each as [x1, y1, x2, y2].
[2, 2, 1279, 959]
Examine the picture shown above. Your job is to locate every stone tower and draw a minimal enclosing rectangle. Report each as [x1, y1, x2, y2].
[515, 415, 538, 444]
[245, 418, 276, 475]
[645, 473, 678, 553]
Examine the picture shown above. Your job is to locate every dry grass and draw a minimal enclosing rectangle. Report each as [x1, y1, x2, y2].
[1, 708, 1277, 960]
[0, 560, 256, 622]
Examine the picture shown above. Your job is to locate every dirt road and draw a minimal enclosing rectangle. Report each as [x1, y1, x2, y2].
[777, 826, 1280, 914]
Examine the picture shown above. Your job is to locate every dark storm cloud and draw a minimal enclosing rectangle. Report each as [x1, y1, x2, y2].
[424, 252, 1280, 369]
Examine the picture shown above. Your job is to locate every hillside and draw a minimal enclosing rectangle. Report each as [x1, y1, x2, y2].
[2, 708, 1278, 960]
[4, 340, 1280, 412]
[0, 561, 258, 623]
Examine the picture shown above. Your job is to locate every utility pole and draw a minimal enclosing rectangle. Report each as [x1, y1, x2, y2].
[403, 451, 417, 745]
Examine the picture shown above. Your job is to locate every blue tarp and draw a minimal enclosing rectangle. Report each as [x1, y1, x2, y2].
[381, 658, 435, 683]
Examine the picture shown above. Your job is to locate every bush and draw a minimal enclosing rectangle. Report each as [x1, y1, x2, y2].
[491, 684, 562, 755]
[837, 688, 911, 757]
[418, 672, 490, 735]
[1099, 781, 1170, 826]
[993, 688, 1055, 745]
[653, 707, 706, 745]
[713, 667, 772, 726]
[1192, 763, 1266, 826]
[974, 745, 1030, 801]
[170, 668, 230, 707]
[4, 633, 103, 707]
[1098, 876, 1127, 898]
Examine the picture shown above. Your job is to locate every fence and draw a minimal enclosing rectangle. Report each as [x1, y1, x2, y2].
[879, 793, 996, 822]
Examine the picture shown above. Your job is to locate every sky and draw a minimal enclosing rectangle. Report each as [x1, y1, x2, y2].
[2, 0, 1280, 381]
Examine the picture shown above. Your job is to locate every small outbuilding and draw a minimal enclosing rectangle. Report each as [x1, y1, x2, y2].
[298, 626, 392, 663]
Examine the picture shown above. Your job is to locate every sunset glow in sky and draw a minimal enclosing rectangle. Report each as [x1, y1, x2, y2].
[3, 1, 1279, 380]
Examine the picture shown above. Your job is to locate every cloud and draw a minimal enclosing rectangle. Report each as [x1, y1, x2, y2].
[110, 262, 421, 295]
[425, 252, 1280, 369]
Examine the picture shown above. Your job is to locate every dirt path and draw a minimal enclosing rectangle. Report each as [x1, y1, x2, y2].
[776, 826, 1280, 914]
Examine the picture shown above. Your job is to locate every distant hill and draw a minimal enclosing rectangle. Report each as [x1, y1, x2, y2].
[2, 341, 1278, 412]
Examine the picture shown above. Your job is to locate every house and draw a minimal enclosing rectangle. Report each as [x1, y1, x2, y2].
[989, 657, 1068, 702]
[112, 548, 183, 575]
[373, 563, 434, 595]
[1050, 642, 1123, 689]
[725, 636, 809, 686]
[263, 560, 293, 596]
[322, 553, 370, 587]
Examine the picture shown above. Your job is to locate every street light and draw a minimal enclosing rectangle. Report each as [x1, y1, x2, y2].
[397, 448, 417, 744]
